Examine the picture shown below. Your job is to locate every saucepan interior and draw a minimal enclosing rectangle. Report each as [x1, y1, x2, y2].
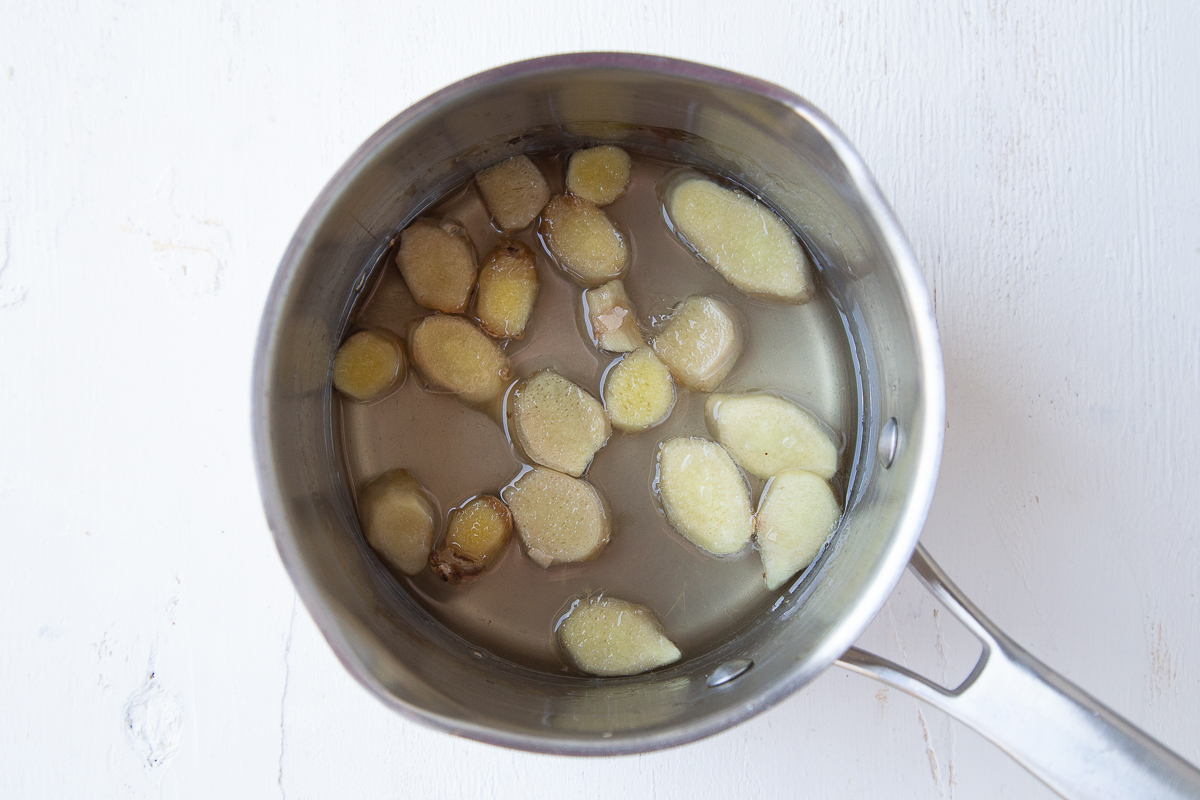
[252, 53, 944, 755]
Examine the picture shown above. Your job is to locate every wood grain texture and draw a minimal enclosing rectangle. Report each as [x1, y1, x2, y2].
[1, 1, 1196, 797]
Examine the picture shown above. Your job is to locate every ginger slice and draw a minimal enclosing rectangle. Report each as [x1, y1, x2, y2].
[332, 328, 406, 402]
[655, 437, 754, 555]
[557, 595, 681, 677]
[755, 469, 841, 590]
[429, 495, 513, 583]
[508, 370, 611, 477]
[409, 314, 512, 406]
[666, 177, 815, 304]
[475, 155, 551, 233]
[539, 194, 629, 286]
[584, 279, 644, 352]
[506, 467, 610, 568]
[651, 295, 743, 392]
[566, 145, 631, 206]
[476, 239, 540, 339]
[395, 220, 477, 313]
[358, 469, 436, 575]
[705, 392, 838, 480]
[603, 347, 675, 433]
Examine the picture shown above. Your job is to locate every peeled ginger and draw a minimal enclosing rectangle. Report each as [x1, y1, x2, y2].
[603, 347, 675, 433]
[539, 194, 629, 286]
[395, 221, 477, 314]
[557, 595, 681, 677]
[667, 177, 814, 303]
[755, 469, 841, 590]
[651, 296, 743, 392]
[656, 437, 753, 555]
[409, 314, 512, 406]
[584, 279, 644, 353]
[476, 240, 539, 339]
[506, 467, 610, 568]
[705, 392, 838, 479]
[476, 155, 551, 233]
[566, 145, 631, 206]
[358, 469, 436, 575]
[429, 495, 513, 583]
[509, 370, 611, 477]
[332, 328, 406, 402]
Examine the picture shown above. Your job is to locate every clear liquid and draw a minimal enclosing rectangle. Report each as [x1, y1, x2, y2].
[338, 152, 858, 673]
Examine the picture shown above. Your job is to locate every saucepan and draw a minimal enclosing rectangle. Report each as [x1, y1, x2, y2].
[251, 53, 1200, 798]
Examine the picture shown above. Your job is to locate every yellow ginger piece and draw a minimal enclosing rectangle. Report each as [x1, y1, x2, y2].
[656, 437, 753, 555]
[755, 469, 841, 590]
[705, 392, 838, 479]
[429, 495, 513, 583]
[584, 279, 644, 352]
[666, 177, 814, 303]
[566, 145, 631, 206]
[506, 467, 610, 568]
[539, 194, 629, 286]
[603, 347, 675, 433]
[509, 370, 611, 476]
[410, 314, 511, 406]
[651, 295, 743, 392]
[558, 596, 681, 677]
[395, 221, 477, 313]
[476, 155, 550, 233]
[358, 469, 436, 575]
[476, 240, 540, 339]
[332, 328, 406, 402]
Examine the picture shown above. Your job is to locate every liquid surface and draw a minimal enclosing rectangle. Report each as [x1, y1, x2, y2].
[339, 152, 858, 673]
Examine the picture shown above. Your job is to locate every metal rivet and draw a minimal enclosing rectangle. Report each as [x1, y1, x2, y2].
[880, 417, 899, 469]
[707, 659, 753, 687]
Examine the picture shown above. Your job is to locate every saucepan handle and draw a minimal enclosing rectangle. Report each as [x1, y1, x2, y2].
[836, 544, 1200, 800]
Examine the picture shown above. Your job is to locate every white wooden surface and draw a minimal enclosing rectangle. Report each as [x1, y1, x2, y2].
[2, 2, 1197, 797]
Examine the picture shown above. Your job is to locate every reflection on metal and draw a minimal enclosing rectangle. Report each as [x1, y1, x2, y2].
[880, 417, 899, 468]
[707, 659, 753, 688]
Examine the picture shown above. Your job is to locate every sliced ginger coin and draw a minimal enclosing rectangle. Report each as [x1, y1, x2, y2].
[705, 392, 838, 479]
[429, 495, 513, 583]
[475, 155, 551, 233]
[506, 467, 610, 568]
[539, 194, 629, 286]
[410, 314, 512, 406]
[656, 437, 753, 555]
[508, 370, 611, 477]
[584, 279, 644, 352]
[666, 177, 815, 304]
[566, 145, 632, 206]
[476, 239, 540, 339]
[395, 220, 477, 313]
[358, 469, 437, 575]
[755, 469, 842, 590]
[557, 595, 681, 677]
[603, 347, 675, 433]
[332, 328, 406, 402]
[651, 295, 743, 392]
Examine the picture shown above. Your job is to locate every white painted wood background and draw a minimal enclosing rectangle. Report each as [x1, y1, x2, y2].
[2, 1, 1197, 797]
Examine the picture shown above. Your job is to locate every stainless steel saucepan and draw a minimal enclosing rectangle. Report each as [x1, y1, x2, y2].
[252, 53, 1200, 799]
